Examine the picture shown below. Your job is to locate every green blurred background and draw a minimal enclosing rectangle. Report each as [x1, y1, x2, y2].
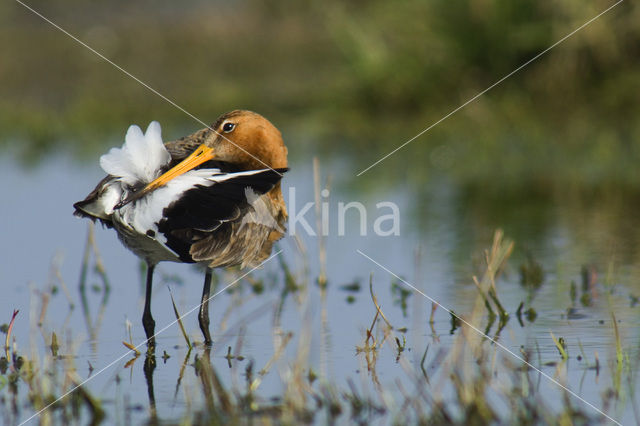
[1, 0, 638, 193]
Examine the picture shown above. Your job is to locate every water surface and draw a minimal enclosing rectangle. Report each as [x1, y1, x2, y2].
[1, 153, 639, 424]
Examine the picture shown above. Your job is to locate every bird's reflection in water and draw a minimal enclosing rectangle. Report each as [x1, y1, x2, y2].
[143, 347, 157, 422]
[194, 348, 232, 413]
[141, 344, 232, 422]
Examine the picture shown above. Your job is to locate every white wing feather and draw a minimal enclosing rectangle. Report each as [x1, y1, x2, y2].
[100, 121, 171, 186]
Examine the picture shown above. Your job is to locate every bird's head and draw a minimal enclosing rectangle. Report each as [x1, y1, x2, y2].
[205, 110, 288, 170]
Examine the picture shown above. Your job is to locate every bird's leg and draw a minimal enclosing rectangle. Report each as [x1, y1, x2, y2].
[142, 263, 156, 349]
[198, 268, 213, 346]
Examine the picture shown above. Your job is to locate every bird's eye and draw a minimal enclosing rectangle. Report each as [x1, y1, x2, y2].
[222, 122, 236, 133]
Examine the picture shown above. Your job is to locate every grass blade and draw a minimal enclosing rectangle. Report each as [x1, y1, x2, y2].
[169, 288, 192, 349]
[5, 310, 18, 360]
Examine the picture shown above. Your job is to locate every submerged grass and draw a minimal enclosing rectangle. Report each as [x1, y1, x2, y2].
[0, 229, 638, 425]
[550, 332, 569, 361]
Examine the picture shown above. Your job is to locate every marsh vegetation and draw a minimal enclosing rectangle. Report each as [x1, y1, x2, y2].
[1, 1, 640, 424]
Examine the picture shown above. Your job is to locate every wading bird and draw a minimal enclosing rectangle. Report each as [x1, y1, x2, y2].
[74, 110, 288, 347]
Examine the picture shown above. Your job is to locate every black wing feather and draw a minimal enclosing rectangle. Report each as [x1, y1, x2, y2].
[157, 168, 287, 261]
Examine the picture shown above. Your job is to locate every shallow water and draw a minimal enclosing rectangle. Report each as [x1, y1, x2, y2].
[1, 153, 639, 424]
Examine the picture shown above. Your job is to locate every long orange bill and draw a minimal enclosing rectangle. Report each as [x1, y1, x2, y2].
[115, 144, 215, 209]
